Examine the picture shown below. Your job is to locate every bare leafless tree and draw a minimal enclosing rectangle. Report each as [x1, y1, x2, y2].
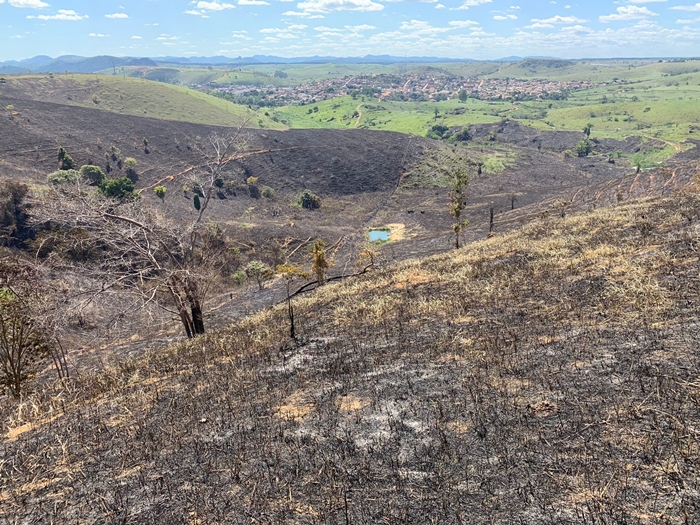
[0, 256, 69, 396]
[31, 130, 249, 338]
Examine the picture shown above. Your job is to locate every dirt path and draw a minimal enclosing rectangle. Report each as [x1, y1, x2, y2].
[354, 104, 364, 128]
[634, 133, 681, 154]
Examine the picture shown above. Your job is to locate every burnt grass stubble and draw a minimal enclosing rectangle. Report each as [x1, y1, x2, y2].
[2, 190, 700, 523]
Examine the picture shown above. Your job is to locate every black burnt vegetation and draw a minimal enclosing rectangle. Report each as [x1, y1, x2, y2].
[2, 192, 700, 523]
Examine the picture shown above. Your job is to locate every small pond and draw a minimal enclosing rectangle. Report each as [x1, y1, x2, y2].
[369, 230, 390, 242]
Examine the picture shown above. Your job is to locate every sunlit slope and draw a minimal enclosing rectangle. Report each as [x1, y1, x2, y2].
[4, 188, 700, 523]
[0, 74, 285, 129]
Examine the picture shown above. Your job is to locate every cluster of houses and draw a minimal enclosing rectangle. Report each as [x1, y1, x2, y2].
[205, 73, 595, 106]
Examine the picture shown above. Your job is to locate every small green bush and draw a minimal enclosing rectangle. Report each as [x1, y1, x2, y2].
[48, 169, 79, 186]
[261, 186, 276, 199]
[123, 157, 138, 183]
[298, 190, 321, 210]
[154, 185, 167, 201]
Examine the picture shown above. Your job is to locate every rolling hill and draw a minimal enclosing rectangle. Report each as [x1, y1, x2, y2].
[0, 74, 284, 130]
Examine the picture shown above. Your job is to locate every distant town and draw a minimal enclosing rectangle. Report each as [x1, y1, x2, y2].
[204, 73, 596, 107]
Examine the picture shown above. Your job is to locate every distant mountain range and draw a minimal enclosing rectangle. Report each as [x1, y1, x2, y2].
[0, 55, 157, 74]
[0, 54, 568, 75]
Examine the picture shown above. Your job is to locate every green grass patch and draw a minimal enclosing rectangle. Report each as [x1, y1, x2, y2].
[6, 74, 285, 129]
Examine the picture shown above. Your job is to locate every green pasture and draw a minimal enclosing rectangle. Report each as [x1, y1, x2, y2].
[4, 74, 285, 129]
[272, 96, 509, 134]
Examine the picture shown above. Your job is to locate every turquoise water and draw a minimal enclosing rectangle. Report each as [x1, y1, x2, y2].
[369, 230, 390, 242]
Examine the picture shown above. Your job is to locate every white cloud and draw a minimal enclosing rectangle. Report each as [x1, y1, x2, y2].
[399, 19, 450, 33]
[105, 13, 129, 18]
[599, 6, 658, 22]
[193, 1, 236, 10]
[282, 9, 324, 17]
[493, 14, 516, 20]
[449, 19, 478, 26]
[559, 24, 593, 33]
[131, 35, 142, 39]
[451, 0, 491, 10]
[530, 15, 588, 24]
[27, 9, 88, 20]
[435, 3, 445, 7]
[260, 23, 307, 38]
[89, 32, 108, 37]
[671, 2, 700, 10]
[239, 0, 270, 4]
[677, 16, 700, 22]
[183, 9, 210, 16]
[5, 0, 49, 8]
[296, 0, 384, 12]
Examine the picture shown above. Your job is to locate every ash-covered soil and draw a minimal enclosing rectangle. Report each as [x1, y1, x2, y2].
[3, 193, 700, 524]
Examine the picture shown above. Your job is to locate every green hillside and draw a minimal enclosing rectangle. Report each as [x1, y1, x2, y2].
[1, 74, 286, 129]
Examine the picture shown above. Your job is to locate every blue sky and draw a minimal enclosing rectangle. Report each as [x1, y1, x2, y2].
[2, 0, 700, 61]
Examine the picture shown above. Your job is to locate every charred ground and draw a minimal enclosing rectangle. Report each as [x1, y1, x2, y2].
[2, 190, 700, 523]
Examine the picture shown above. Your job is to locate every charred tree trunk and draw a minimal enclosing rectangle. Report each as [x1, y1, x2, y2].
[191, 302, 205, 336]
[179, 308, 195, 339]
[287, 295, 295, 341]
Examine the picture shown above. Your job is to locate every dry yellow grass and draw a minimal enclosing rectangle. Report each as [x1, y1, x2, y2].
[3, 192, 700, 523]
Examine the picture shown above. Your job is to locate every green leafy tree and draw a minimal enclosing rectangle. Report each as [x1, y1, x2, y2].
[79, 165, 105, 186]
[454, 128, 471, 142]
[576, 138, 594, 157]
[245, 260, 272, 290]
[57, 147, 74, 170]
[449, 166, 470, 249]
[310, 239, 333, 285]
[99, 177, 137, 200]
[458, 89, 468, 102]
[583, 123, 593, 137]
[193, 194, 202, 211]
